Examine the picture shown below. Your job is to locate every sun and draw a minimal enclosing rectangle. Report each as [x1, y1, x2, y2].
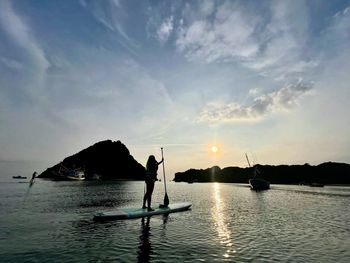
[211, 146, 219, 153]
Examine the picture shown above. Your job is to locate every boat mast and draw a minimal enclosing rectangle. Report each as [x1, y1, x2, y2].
[245, 153, 251, 168]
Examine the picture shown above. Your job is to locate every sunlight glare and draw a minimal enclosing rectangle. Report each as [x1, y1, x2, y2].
[211, 183, 234, 260]
[211, 146, 219, 153]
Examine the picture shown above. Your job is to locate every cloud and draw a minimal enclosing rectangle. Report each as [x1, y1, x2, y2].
[199, 0, 215, 17]
[156, 16, 174, 43]
[248, 88, 260, 96]
[198, 80, 313, 123]
[175, 1, 316, 81]
[0, 0, 49, 74]
[323, 5, 350, 51]
[79, 0, 138, 52]
[0, 57, 23, 70]
[39, 55, 177, 137]
[0, 0, 50, 107]
[243, 1, 316, 79]
[176, 2, 259, 63]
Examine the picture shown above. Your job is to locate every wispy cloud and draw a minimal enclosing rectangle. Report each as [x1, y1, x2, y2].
[199, 0, 215, 17]
[0, 57, 23, 70]
[0, 0, 49, 74]
[176, 2, 259, 63]
[0, 0, 50, 107]
[198, 80, 313, 123]
[243, 1, 316, 80]
[42, 55, 177, 137]
[156, 16, 174, 43]
[79, 0, 138, 52]
[323, 5, 350, 51]
[175, 1, 316, 81]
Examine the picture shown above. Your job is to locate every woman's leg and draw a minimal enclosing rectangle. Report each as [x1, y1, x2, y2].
[143, 181, 149, 208]
[143, 181, 151, 208]
[146, 181, 155, 209]
[142, 191, 147, 208]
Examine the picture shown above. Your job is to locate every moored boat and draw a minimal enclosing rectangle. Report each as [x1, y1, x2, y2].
[13, 175, 27, 179]
[57, 164, 85, 181]
[309, 183, 324, 187]
[66, 170, 85, 181]
[245, 153, 270, 191]
[249, 177, 270, 191]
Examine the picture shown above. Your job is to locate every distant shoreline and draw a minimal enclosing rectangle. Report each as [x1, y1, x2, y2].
[174, 162, 350, 185]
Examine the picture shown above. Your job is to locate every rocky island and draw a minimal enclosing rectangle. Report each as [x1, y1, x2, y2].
[174, 162, 350, 185]
[38, 140, 145, 180]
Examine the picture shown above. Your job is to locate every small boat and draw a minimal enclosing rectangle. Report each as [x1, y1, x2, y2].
[65, 170, 85, 181]
[245, 153, 270, 191]
[249, 177, 270, 191]
[57, 164, 85, 181]
[13, 175, 27, 179]
[309, 183, 324, 187]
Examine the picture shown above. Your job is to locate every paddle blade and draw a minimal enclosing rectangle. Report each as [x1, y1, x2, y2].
[163, 193, 169, 207]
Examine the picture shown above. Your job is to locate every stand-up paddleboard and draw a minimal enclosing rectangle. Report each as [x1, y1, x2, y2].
[93, 202, 191, 221]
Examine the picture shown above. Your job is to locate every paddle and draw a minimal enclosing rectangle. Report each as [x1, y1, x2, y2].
[161, 147, 169, 207]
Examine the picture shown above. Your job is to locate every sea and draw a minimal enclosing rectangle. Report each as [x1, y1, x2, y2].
[0, 168, 349, 262]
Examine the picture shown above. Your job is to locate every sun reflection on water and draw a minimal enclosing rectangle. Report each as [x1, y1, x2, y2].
[211, 183, 236, 260]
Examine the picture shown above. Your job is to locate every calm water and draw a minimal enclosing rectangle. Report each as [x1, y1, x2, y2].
[0, 178, 349, 262]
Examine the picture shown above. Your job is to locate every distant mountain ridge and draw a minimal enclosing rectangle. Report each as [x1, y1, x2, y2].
[174, 162, 350, 184]
[38, 140, 145, 180]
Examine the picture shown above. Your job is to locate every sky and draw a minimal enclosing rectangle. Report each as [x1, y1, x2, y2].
[0, 0, 350, 176]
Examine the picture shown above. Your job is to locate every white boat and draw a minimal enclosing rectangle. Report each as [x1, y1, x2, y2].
[58, 164, 85, 181]
[66, 170, 85, 181]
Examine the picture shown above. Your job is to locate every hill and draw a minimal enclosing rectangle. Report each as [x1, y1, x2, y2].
[38, 140, 145, 180]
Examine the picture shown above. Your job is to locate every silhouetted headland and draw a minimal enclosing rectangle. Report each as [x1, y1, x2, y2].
[38, 140, 145, 180]
[174, 163, 350, 185]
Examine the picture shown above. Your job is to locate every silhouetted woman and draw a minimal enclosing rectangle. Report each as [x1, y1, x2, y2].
[142, 155, 163, 211]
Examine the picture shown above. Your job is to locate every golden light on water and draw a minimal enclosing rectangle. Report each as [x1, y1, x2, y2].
[211, 183, 235, 259]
